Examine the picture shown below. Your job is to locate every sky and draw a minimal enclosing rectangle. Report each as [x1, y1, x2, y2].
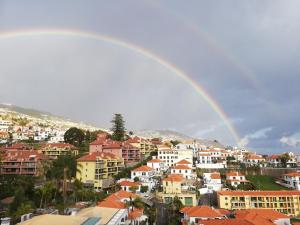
[0, 0, 299, 154]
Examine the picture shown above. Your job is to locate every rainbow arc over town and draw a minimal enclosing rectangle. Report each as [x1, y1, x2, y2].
[0, 28, 241, 144]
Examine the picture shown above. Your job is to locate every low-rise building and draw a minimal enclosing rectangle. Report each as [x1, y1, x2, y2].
[76, 152, 124, 191]
[245, 154, 266, 167]
[158, 148, 193, 167]
[170, 164, 194, 179]
[180, 206, 228, 225]
[159, 174, 197, 206]
[126, 136, 157, 158]
[201, 172, 222, 194]
[226, 171, 249, 188]
[218, 190, 300, 217]
[147, 158, 167, 174]
[39, 143, 78, 159]
[0, 150, 46, 176]
[282, 171, 300, 190]
[119, 180, 141, 193]
[131, 165, 155, 184]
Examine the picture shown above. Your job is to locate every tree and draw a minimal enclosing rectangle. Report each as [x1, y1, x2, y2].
[64, 127, 85, 147]
[129, 186, 138, 193]
[237, 182, 256, 191]
[140, 186, 148, 193]
[110, 114, 126, 141]
[170, 140, 181, 147]
[279, 153, 291, 168]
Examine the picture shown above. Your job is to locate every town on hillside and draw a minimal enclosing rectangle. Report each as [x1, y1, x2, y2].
[0, 113, 299, 225]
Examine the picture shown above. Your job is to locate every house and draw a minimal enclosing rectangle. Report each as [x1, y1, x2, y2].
[245, 154, 266, 167]
[196, 150, 227, 169]
[131, 165, 155, 183]
[218, 190, 300, 217]
[97, 190, 147, 224]
[147, 158, 167, 174]
[201, 172, 222, 194]
[267, 152, 297, 168]
[282, 172, 300, 190]
[226, 171, 249, 188]
[119, 180, 141, 193]
[159, 174, 197, 206]
[180, 206, 228, 225]
[176, 159, 193, 168]
[39, 143, 78, 159]
[76, 152, 124, 191]
[158, 148, 193, 167]
[170, 164, 195, 179]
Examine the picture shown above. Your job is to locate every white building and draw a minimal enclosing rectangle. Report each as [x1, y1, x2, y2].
[245, 154, 266, 167]
[171, 164, 195, 179]
[147, 158, 167, 174]
[196, 151, 227, 169]
[131, 165, 155, 190]
[282, 172, 300, 190]
[201, 172, 222, 193]
[158, 148, 193, 167]
[226, 171, 249, 188]
[0, 120, 12, 132]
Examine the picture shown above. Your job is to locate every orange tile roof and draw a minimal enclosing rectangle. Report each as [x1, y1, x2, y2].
[176, 159, 191, 164]
[163, 174, 184, 182]
[283, 172, 300, 177]
[211, 172, 221, 179]
[197, 219, 257, 225]
[128, 208, 144, 219]
[132, 165, 153, 172]
[235, 209, 289, 221]
[119, 180, 141, 187]
[180, 206, 226, 218]
[172, 165, 192, 170]
[43, 143, 76, 149]
[77, 152, 119, 161]
[97, 199, 125, 209]
[218, 190, 300, 196]
[226, 171, 245, 177]
[147, 158, 163, 163]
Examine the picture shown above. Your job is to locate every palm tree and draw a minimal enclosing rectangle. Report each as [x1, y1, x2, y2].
[37, 181, 55, 208]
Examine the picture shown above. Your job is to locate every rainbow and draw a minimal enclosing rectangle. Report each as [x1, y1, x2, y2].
[0, 28, 241, 144]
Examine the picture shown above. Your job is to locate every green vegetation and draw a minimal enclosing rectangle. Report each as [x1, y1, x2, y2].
[246, 175, 290, 190]
[110, 113, 126, 141]
[64, 127, 85, 147]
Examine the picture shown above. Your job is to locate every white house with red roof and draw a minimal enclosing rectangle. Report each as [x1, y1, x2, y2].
[176, 159, 193, 168]
[131, 165, 156, 190]
[201, 172, 222, 193]
[282, 171, 300, 190]
[245, 154, 266, 167]
[226, 171, 249, 188]
[180, 206, 228, 225]
[171, 164, 195, 179]
[147, 158, 167, 174]
[118, 180, 141, 193]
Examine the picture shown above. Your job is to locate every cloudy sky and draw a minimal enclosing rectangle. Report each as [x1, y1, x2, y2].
[0, 0, 299, 154]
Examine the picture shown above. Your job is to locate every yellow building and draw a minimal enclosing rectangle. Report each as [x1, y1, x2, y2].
[76, 152, 124, 190]
[218, 190, 300, 217]
[158, 174, 197, 206]
[40, 143, 78, 159]
[127, 137, 157, 157]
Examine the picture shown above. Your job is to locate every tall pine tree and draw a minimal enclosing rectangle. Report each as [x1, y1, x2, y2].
[111, 114, 126, 141]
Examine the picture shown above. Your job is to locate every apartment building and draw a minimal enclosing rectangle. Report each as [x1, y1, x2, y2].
[39, 143, 78, 159]
[201, 172, 222, 194]
[159, 174, 197, 206]
[147, 158, 167, 174]
[89, 133, 140, 163]
[0, 150, 46, 176]
[196, 150, 227, 169]
[76, 152, 124, 190]
[158, 148, 193, 167]
[218, 190, 300, 216]
[245, 154, 266, 167]
[126, 136, 157, 157]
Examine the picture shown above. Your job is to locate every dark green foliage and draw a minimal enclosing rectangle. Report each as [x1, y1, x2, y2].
[110, 114, 126, 141]
[140, 186, 148, 193]
[64, 127, 85, 147]
[170, 140, 181, 147]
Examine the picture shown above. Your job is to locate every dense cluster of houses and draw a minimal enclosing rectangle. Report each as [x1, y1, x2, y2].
[1, 119, 300, 224]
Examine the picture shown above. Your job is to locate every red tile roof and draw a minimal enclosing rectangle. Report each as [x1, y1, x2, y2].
[119, 180, 141, 187]
[235, 209, 289, 221]
[197, 219, 256, 225]
[172, 165, 192, 170]
[180, 206, 226, 218]
[163, 174, 184, 182]
[226, 171, 245, 177]
[43, 143, 76, 149]
[77, 152, 119, 161]
[147, 158, 163, 163]
[211, 172, 221, 179]
[176, 159, 191, 164]
[128, 208, 144, 219]
[283, 172, 300, 177]
[132, 165, 153, 172]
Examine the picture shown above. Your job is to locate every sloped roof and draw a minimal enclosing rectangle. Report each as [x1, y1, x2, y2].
[180, 206, 226, 218]
[132, 165, 153, 172]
